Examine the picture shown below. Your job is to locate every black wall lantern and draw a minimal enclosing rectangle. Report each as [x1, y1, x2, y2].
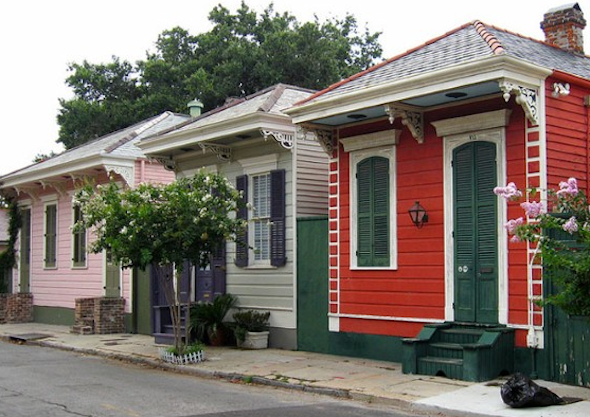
[408, 201, 428, 228]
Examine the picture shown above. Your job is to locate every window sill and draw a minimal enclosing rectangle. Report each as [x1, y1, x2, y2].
[350, 266, 398, 271]
[72, 265, 88, 270]
[243, 265, 278, 270]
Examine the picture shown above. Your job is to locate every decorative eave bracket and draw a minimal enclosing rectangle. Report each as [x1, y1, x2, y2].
[38, 180, 67, 197]
[384, 105, 424, 144]
[105, 164, 135, 187]
[297, 126, 334, 156]
[13, 185, 39, 202]
[260, 129, 294, 150]
[198, 143, 232, 162]
[499, 81, 539, 126]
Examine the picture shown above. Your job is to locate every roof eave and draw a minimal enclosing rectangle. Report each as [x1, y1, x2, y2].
[286, 55, 552, 124]
[0, 154, 136, 190]
[139, 112, 295, 156]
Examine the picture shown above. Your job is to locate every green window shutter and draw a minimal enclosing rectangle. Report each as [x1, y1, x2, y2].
[235, 175, 249, 267]
[73, 206, 86, 266]
[45, 204, 57, 267]
[357, 157, 390, 267]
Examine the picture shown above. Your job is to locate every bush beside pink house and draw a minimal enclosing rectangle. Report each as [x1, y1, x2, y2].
[0, 112, 188, 332]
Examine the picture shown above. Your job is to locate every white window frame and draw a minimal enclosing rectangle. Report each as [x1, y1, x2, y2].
[239, 154, 278, 267]
[349, 146, 398, 270]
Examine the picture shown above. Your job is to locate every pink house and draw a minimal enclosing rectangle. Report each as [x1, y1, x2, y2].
[0, 112, 188, 332]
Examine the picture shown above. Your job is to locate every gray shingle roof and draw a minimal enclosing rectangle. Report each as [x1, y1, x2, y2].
[302, 21, 590, 105]
[147, 84, 315, 139]
[1, 112, 189, 179]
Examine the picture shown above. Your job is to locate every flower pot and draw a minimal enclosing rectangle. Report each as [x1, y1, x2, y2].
[237, 331, 269, 349]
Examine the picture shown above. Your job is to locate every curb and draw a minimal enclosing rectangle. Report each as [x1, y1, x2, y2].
[0, 335, 492, 417]
[9, 338, 356, 402]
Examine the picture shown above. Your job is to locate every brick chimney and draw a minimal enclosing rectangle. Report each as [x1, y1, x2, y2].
[541, 3, 587, 54]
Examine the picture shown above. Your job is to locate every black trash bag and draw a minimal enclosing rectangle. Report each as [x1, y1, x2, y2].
[501, 373, 565, 408]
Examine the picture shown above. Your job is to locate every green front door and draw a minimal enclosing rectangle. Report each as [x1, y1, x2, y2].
[105, 251, 121, 297]
[19, 208, 31, 293]
[132, 267, 152, 335]
[453, 141, 498, 324]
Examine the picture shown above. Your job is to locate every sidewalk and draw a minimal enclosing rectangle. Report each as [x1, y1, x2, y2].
[1, 322, 589, 417]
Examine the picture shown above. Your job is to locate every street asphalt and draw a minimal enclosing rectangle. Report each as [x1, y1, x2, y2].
[1, 322, 589, 417]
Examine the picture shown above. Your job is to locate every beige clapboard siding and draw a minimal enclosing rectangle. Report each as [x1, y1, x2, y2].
[216, 147, 296, 318]
[296, 139, 328, 217]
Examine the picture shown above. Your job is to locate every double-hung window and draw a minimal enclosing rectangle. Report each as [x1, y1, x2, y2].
[72, 205, 87, 267]
[252, 173, 271, 262]
[44, 203, 58, 268]
[235, 163, 286, 268]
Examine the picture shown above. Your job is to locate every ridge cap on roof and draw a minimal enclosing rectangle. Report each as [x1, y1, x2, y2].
[104, 111, 173, 154]
[472, 20, 505, 55]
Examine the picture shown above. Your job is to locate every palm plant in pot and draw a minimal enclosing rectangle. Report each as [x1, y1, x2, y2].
[190, 294, 237, 346]
[233, 310, 271, 349]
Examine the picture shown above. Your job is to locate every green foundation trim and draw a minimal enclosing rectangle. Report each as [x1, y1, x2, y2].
[33, 306, 74, 326]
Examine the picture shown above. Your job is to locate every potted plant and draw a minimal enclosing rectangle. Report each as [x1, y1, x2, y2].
[233, 310, 271, 349]
[190, 294, 237, 346]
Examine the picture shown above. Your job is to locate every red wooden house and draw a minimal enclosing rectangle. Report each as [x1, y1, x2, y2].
[289, 4, 590, 384]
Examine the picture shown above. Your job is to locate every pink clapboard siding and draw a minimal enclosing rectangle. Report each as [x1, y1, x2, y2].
[20, 162, 174, 313]
[135, 159, 175, 185]
[28, 190, 111, 309]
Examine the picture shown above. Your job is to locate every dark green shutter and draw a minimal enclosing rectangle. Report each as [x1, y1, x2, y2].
[270, 169, 287, 267]
[357, 157, 390, 267]
[235, 175, 249, 267]
[73, 206, 86, 266]
[45, 204, 57, 268]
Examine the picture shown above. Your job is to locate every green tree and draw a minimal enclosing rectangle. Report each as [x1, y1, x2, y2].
[57, 1, 382, 149]
[74, 171, 246, 354]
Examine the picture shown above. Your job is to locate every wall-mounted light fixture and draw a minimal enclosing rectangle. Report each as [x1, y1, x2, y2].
[408, 201, 428, 228]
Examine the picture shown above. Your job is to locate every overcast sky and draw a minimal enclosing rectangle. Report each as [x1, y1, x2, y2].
[1, 0, 586, 176]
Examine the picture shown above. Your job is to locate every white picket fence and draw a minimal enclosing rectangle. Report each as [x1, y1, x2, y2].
[158, 348, 205, 365]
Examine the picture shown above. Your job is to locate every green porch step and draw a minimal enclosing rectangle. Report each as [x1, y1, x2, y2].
[418, 356, 464, 380]
[437, 328, 483, 344]
[428, 342, 464, 359]
[402, 323, 515, 382]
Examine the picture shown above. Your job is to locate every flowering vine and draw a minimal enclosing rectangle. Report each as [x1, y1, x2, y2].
[494, 177, 590, 316]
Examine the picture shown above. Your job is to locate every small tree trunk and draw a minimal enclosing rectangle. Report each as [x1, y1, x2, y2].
[156, 264, 184, 354]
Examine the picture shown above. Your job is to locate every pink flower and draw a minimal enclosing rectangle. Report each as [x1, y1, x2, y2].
[493, 182, 522, 200]
[557, 177, 578, 197]
[563, 216, 578, 234]
[505, 217, 524, 234]
[510, 235, 522, 243]
[520, 201, 545, 218]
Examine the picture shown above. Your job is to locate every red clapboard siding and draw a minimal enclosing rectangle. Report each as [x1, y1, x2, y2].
[341, 303, 444, 319]
[341, 317, 424, 338]
[545, 76, 589, 188]
[336, 123, 446, 327]
[340, 278, 444, 292]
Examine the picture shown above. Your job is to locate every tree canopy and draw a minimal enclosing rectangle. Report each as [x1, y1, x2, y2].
[57, 2, 383, 149]
[74, 171, 246, 353]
